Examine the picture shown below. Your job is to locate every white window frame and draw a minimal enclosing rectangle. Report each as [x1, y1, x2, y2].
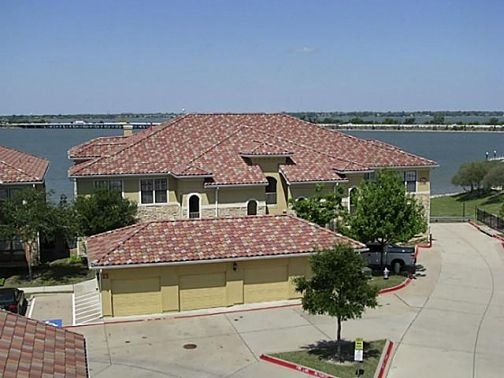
[94, 179, 123, 193]
[139, 178, 168, 205]
[404, 171, 417, 193]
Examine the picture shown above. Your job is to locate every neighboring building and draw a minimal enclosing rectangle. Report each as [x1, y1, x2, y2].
[86, 215, 365, 317]
[0, 309, 89, 377]
[0, 145, 49, 266]
[68, 114, 438, 222]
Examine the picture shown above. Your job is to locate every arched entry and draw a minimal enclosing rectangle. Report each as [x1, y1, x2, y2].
[247, 200, 258, 215]
[188, 194, 200, 219]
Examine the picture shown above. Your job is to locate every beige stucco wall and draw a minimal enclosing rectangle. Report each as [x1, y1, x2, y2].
[99, 255, 310, 317]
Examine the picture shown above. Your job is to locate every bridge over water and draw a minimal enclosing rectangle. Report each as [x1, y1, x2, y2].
[0, 122, 162, 129]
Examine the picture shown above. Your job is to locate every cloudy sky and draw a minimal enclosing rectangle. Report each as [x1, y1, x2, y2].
[1, 0, 503, 114]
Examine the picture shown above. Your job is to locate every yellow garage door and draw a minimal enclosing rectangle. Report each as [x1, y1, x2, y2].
[179, 273, 226, 311]
[244, 266, 288, 303]
[112, 277, 161, 316]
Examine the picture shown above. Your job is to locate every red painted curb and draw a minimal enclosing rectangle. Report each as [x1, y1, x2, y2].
[378, 278, 412, 294]
[377, 340, 394, 378]
[260, 354, 334, 378]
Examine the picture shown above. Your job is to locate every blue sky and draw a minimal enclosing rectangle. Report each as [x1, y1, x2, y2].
[1, 1, 503, 114]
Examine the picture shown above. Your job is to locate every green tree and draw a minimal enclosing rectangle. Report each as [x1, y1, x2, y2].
[289, 185, 346, 229]
[482, 162, 504, 189]
[294, 244, 378, 360]
[347, 170, 427, 247]
[488, 117, 499, 125]
[404, 117, 416, 124]
[74, 189, 137, 236]
[452, 160, 495, 192]
[0, 189, 76, 279]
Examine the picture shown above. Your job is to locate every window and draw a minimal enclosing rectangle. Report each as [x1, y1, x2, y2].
[140, 178, 167, 204]
[363, 172, 376, 181]
[265, 177, 277, 205]
[404, 171, 417, 192]
[94, 179, 123, 192]
[247, 200, 257, 216]
[188, 194, 200, 218]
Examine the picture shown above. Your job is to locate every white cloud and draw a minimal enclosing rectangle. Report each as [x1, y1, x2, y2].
[292, 46, 319, 54]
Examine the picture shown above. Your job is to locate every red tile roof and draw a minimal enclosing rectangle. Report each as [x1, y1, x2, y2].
[0, 310, 88, 378]
[68, 114, 437, 185]
[87, 215, 365, 267]
[0, 145, 49, 184]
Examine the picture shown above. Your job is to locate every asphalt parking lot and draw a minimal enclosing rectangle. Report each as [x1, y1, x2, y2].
[26, 223, 504, 377]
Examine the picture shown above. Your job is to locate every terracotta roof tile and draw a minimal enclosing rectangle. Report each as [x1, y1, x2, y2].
[68, 114, 437, 184]
[0, 145, 49, 184]
[87, 215, 365, 267]
[0, 310, 88, 377]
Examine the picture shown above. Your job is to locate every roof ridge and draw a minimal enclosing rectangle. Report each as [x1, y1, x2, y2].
[71, 115, 192, 176]
[93, 222, 150, 265]
[0, 159, 41, 181]
[180, 124, 250, 171]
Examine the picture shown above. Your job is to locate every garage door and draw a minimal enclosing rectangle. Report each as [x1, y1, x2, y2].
[244, 266, 288, 303]
[179, 273, 226, 311]
[112, 277, 161, 316]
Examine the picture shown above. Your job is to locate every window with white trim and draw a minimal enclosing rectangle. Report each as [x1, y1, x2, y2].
[404, 171, 417, 192]
[94, 179, 123, 192]
[140, 178, 167, 204]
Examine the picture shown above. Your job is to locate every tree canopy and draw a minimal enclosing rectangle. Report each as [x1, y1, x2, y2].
[347, 170, 427, 245]
[295, 244, 378, 359]
[451, 160, 497, 192]
[73, 189, 137, 236]
[289, 185, 346, 229]
[0, 188, 77, 279]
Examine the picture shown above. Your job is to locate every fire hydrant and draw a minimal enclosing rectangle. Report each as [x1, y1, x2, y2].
[383, 267, 390, 280]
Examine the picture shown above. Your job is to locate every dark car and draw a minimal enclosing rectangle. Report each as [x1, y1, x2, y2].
[0, 288, 27, 315]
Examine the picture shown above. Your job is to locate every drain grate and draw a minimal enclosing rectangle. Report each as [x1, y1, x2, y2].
[183, 343, 197, 350]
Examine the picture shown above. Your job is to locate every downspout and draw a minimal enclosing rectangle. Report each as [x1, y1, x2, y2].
[215, 186, 219, 218]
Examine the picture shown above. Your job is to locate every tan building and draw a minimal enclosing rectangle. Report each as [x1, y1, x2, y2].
[86, 215, 365, 317]
[0, 145, 49, 266]
[68, 113, 438, 222]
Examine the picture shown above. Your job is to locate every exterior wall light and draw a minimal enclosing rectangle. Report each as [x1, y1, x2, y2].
[232, 262, 238, 271]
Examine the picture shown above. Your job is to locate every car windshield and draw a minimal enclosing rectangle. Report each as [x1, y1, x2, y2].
[0, 291, 15, 303]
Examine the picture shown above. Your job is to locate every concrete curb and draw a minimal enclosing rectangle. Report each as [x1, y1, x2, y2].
[468, 221, 504, 246]
[375, 340, 394, 378]
[259, 354, 334, 378]
[378, 278, 412, 294]
[20, 285, 74, 295]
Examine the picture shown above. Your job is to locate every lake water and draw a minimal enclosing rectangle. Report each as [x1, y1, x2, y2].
[1, 128, 503, 199]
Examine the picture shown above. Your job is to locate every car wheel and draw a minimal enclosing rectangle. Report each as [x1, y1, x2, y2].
[393, 261, 402, 274]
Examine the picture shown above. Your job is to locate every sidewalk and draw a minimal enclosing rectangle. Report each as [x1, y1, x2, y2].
[20, 284, 74, 295]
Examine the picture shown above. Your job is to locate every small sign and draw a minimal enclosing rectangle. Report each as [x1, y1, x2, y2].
[354, 337, 364, 362]
[43, 319, 63, 328]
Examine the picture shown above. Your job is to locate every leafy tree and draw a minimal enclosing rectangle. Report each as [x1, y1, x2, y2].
[294, 244, 378, 360]
[74, 189, 137, 236]
[404, 117, 416, 124]
[431, 113, 445, 124]
[289, 185, 346, 229]
[451, 160, 495, 192]
[347, 170, 427, 247]
[488, 117, 499, 125]
[482, 162, 504, 189]
[0, 189, 76, 279]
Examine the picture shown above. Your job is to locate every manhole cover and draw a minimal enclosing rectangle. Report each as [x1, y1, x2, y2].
[183, 343, 197, 350]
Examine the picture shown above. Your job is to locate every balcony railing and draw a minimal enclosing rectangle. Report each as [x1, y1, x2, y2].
[265, 192, 277, 205]
[189, 211, 200, 219]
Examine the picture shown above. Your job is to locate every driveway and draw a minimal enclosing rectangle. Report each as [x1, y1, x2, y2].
[42, 223, 504, 377]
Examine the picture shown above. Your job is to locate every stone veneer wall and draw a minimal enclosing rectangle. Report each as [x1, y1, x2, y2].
[138, 204, 268, 221]
[414, 193, 431, 225]
[137, 204, 181, 222]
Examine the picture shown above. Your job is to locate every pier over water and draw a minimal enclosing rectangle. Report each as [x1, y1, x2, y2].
[0, 122, 161, 129]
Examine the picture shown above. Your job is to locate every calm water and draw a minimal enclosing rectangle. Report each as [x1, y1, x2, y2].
[1, 128, 503, 199]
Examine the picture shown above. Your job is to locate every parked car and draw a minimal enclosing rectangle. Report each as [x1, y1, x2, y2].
[362, 242, 416, 274]
[0, 288, 27, 315]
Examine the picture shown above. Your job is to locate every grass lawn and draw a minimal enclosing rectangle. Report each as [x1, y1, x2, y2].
[0, 258, 95, 288]
[431, 190, 504, 219]
[271, 339, 386, 378]
[369, 274, 407, 291]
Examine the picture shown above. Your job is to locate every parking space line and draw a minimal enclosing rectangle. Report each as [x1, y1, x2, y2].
[72, 293, 76, 326]
[27, 297, 36, 318]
